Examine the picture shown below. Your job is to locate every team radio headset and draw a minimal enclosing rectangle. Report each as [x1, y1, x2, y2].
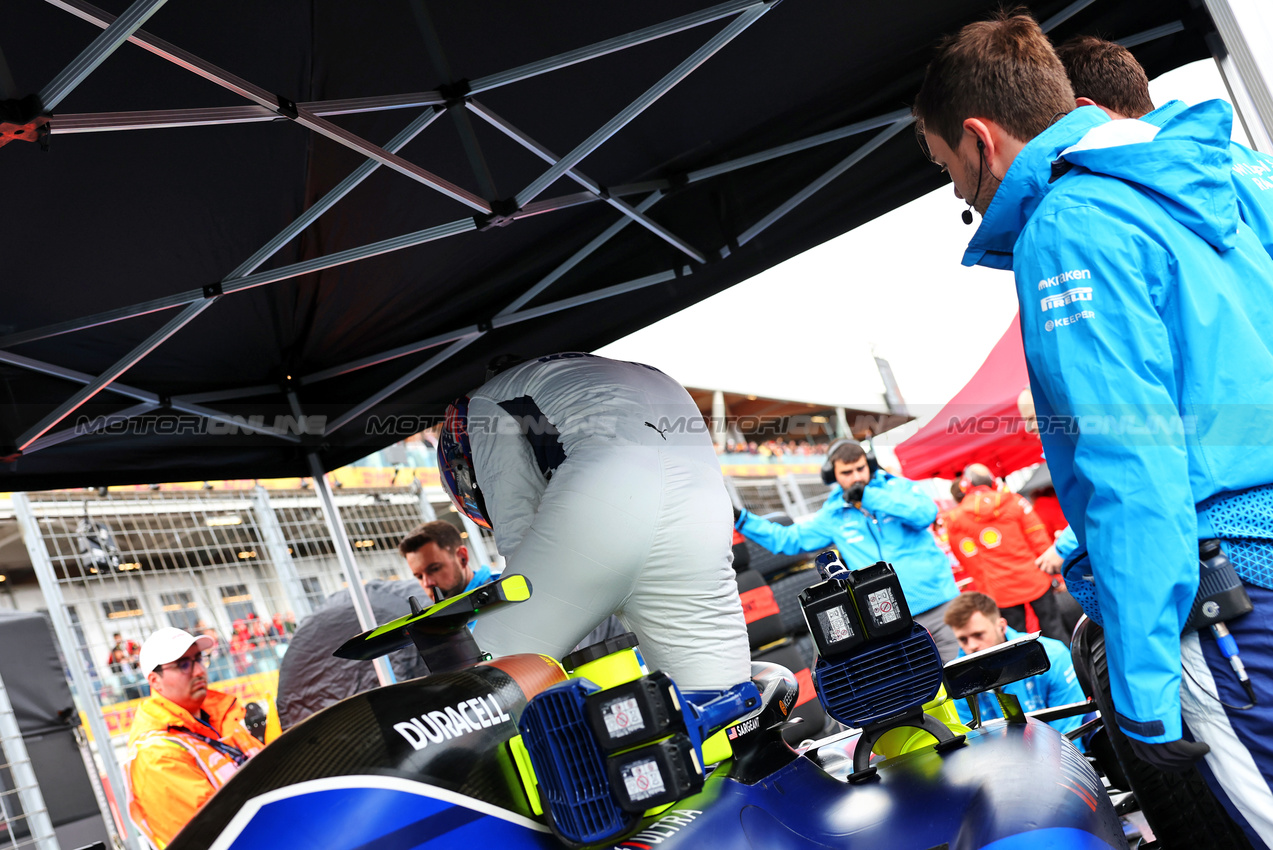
[821, 438, 885, 561]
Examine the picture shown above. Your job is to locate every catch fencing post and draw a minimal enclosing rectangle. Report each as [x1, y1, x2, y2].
[250, 486, 313, 620]
[13, 491, 140, 850]
[0, 663, 58, 850]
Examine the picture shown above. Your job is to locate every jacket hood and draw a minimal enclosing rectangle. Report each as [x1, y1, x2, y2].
[962, 106, 1110, 270]
[1143, 99, 1188, 126]
[1057, 99, 1240, 251]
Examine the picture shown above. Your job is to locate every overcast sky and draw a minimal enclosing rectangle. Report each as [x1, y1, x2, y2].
[599, 56, 1262, 446]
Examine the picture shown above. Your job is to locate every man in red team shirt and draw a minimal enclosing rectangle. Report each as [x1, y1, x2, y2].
[944, 464, 1069, 643]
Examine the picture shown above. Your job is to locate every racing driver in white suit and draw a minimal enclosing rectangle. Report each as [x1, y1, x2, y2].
[438, 352, 751, 692]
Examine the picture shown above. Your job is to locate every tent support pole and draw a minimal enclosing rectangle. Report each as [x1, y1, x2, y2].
[306, 455, 395, 687]
[469, 0, 762, 94]
[1203, 0, 1273, 153]
[50, 94, 445, 134]
[685, 108, 914, 184]
[301, 329, 481, 386]
[13, 492, 141, 850]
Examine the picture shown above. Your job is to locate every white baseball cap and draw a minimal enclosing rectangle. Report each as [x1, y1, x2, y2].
[139, 627, 215, 674]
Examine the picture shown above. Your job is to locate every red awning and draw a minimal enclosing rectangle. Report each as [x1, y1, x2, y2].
[895, 314, 1043, 480]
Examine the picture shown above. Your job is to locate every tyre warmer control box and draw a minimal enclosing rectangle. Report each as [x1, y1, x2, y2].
[518, 672, 759, 847]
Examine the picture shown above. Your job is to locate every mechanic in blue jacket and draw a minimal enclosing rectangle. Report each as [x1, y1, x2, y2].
[944, 592, 1085, 740]
[1056, 35, 1273, 260]
[735, 440, 960, 662]
[915, 14, 1273, 846]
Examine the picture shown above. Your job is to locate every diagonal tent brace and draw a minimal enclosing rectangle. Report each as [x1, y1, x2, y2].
[409, 0, 499, 202]
[17, 299, 215, 451]
[6, 102, 447, 455]
[321, 267, 686, 438]
[39, 0, 168, 110]
[0, 349, 300, 448]
[19, 0, 809, 458]
[51, 93, 447, 134]
[467, 101, 704, 262]
[323, 336, 482, 438]
[467, 0, 761, 95]
[0, 217, 478, 349]
[514, 2, 772, 209]
[302, 190, 667, 387]
[45, 0, 489, 212]
[735, 119, 913, 249]
[28, 401, 158, 453]
[12, 0, 768, 351]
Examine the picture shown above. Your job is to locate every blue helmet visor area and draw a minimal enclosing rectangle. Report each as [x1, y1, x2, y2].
[438, 398, 491, 529]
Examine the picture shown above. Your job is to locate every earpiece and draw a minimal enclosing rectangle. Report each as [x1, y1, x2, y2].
[963, 138, 987, 226]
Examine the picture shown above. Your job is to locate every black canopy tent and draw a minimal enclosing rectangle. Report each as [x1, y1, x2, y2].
[0, 0, 1213, 491]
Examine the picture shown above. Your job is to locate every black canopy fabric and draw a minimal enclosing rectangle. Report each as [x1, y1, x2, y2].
[0, 0, 1210, 489]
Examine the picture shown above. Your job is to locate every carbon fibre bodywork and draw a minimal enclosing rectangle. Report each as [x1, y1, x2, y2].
[170, 656, 1122, 850]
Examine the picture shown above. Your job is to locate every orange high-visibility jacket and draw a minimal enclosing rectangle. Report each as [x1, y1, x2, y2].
[125, 688, 264, 848]
[944, 486, 1053, 607]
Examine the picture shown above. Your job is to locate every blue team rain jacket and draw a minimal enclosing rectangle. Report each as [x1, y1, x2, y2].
[738, 471, 958, 615]
[964, 100, 1273, 743]
[953, 627, 1086, 740]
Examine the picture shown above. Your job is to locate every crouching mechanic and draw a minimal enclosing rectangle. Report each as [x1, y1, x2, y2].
[438, 352, 751, 692]
[735, 440, 961, 662]
[126, 627, 264, 847]
[945, 593, 1086, 738]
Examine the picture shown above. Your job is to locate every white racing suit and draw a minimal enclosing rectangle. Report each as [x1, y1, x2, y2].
[467, 352, 751, 691]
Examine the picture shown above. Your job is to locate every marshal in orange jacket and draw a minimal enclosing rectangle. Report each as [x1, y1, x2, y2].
[125, 688, 264, 848]
[943, 486, 1053, 608]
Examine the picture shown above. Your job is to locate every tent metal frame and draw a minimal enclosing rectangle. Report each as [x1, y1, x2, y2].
[0, 0, 1229, 464]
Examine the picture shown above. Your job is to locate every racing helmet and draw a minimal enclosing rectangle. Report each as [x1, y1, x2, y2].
[438, 398, 492, 529]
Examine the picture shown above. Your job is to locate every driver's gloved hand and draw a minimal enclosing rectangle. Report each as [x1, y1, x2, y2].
[1128, 737, 1210, 773]
[733, 506, 744, 527]
[844, 482, 867, 503]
